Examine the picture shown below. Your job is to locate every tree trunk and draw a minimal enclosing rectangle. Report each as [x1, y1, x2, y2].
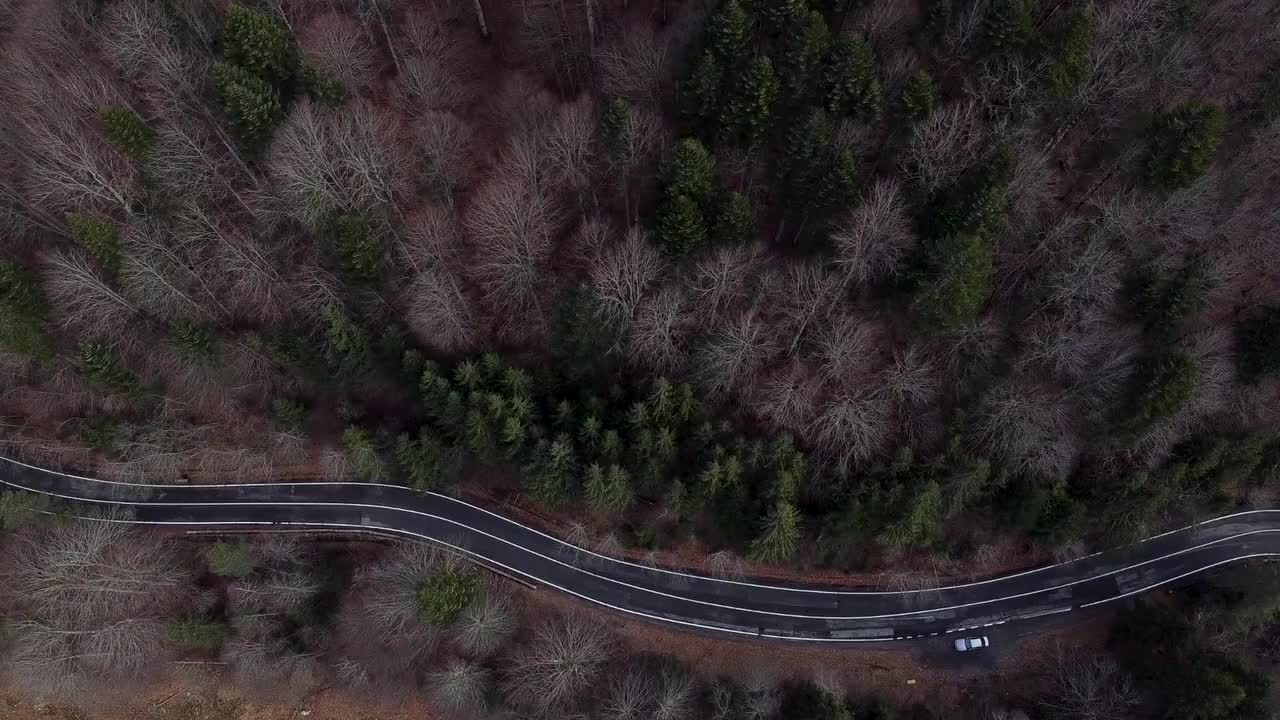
[474, 0, 490, 39]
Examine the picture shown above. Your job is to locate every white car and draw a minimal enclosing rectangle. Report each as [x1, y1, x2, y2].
[954, 636, 990, 652]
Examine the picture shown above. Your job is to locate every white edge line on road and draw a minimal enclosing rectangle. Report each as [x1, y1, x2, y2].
[5, 455, 1278, 597]
[1079, 554, 1280, 608]
[8, 473, 1280, 622]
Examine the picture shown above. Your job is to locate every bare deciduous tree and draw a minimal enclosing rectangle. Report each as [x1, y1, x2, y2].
[15, 100, 135, 216]
[410, 112, 475, 207]
[971, 379, 1076, 479]
[504, 614, 612, 713]
[352, 544, 446, 653]
[465, 175, 561, 343]
[100, 0, 205, 115]
[268, 100, 410, 227]
[687, 244, 765, 331]
[899, 100, 987, 196]
[453, 592, 516, 659]
[403, 266, 480, 355]
[120, 220, 221, 322]
[601, 667, 656, 720]
[228, 569, 322, 615]
[545, 98, 597, 203]
[300, 12, 377, 94]
[878, 347, 940, 410]
[694, 312, 778, 397]
[0, 521, 194, 699]
[224, 636, 322, 696]
[177, 202, 293, 326]
[753, 361, 823, 434]
[429, 657, 491, 718]
[810, 392, 892, 476]
[628, 286, 689, 373]
[590, 226, 665, 325]
[770, 261, 844, 355]
[1041, 651, 1140, 720]
[832, 178, 916, 287]
[815, 314, 885, 383]
[43, 249, 141, 344]
[595, 27, 671, 107]
[653, 664, 695, 720]
[396, 55, 473, 114]
[704, 550, 747, 581]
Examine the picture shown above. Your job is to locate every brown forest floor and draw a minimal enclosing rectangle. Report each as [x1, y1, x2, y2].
[0, 577, 1118, 720]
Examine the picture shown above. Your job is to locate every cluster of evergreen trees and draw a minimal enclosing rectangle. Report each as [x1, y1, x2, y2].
[209, 3, 344, 152]
[651, 0, 882, 256]
[393, 351, 809, 561]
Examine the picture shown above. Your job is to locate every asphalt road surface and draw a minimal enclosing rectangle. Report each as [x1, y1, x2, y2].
[3, 456, 1277, 644]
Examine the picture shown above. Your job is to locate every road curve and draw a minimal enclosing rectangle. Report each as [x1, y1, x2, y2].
[2, 456, 1277, 643]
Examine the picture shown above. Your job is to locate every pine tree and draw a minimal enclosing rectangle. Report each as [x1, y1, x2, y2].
[301, 63, 347, 106]
[812, 149, 859, 213]
[66, 213, 121, 275]
[660, 138, 718, 205]
[209, 62, 283, 150]
[76, 343, 141, 396]
[272, 397, 308, 434]
[98, 108, 154, 161]
[984, 0, 1034, 53]
[879, 480, 944, 547]
[719, 56, 779, 148]
[821, 33, 881, 119]
[777, 108, 833, 207]
[682, 51, 724, 132]
[579, 415, 603, 452]
[500, 414, 527, 456]
[586, 463, 634, 514]
[601, 98, 632, 154]
[750, 499, 801, 562]
[454, 360, 484, 391]
[553, 399, 576, 431]
[1045, 7, 1096, 99]
[599, 429, 623, 465]
[655, 194, 708, 257]
[329, 214, 383, 286]
[525, 435, 577, 507]
[896, 69, 939, 126]
[222, 3, 297, 84]
[1147, 102, 1226, 192]
[648, 378, 675, 424]
[666, 478, 692, 518]
[343, 425, 385, 480]
[605, 464, 634, 512]
[756, 0, 803, 28]
[912, 147, 1013, 332]
[170, 319, 215, 362]
[1121, 353, 1198, 431]
[321, 304, 373, 377]
[778, 9, 830, 102]
[397, 428, 447, 491]
[464, 404, 499, 464]
[0, 259, 52, 360]
[707, 0, 751, 61]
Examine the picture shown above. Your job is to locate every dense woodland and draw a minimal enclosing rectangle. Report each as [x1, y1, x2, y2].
[2, 0, 1280, 573]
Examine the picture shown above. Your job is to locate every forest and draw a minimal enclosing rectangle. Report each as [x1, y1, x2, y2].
[1, 0, 1280, 714]
[2, 0, 1278, 575]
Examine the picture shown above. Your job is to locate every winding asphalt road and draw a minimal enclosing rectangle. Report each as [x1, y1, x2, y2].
[2, 455, 1277, 643]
